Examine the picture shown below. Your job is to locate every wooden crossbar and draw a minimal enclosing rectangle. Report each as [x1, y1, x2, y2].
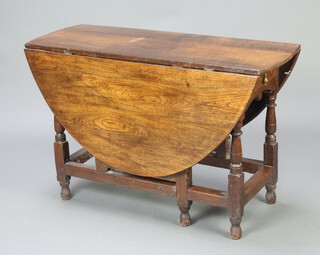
[70, 148, 93, 163]
[198, 155, 263, 174]
[64, 161, 176, 197]
[244, 166, 273, 204]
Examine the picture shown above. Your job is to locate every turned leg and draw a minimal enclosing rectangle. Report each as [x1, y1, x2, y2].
[264, 91, 278, 204]
[176, 168, 192, 227]
[54, 116, 71, 200]
[228, 117, 244, 240]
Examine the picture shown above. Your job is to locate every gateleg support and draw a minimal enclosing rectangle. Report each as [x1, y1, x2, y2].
[264, 91, 278, 204]
[54, 116, 71, 200]
[215, 135, 231, 159]
[228, 117, 244, 240]
[176, 167, 192, 227]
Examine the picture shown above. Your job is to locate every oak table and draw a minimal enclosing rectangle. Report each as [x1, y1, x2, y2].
[25, 25, 300, 239]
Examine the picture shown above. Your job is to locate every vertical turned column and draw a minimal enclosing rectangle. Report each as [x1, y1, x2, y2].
[54, 116, 71, 200]
[264, 91, 278, 204]
[228, 117, 244, 240]
[176, 168, 192, 227]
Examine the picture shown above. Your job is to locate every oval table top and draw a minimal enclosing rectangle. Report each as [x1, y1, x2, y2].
[25, 25, 300, 177]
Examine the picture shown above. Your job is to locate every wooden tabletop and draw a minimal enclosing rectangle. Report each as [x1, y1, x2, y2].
[25, 25, 300, 75]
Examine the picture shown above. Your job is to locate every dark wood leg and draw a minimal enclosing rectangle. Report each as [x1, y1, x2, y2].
[54, 116, 71, 200]
[176, 168, 192, 227]
[215, 135, 231, 159]
[228, 118, 244, 240]
[95, 157, 112, 172]
[264, 92, 278, 204]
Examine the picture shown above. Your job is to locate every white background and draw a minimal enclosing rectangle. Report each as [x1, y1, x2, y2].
[1, 0, 319, 254]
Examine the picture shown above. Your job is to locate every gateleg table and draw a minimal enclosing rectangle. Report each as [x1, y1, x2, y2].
[25, 25, 300, 239]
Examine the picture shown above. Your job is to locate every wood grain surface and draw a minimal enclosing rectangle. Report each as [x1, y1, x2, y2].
[25, 24, 300, 75]
[25, 49, 258, 177]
